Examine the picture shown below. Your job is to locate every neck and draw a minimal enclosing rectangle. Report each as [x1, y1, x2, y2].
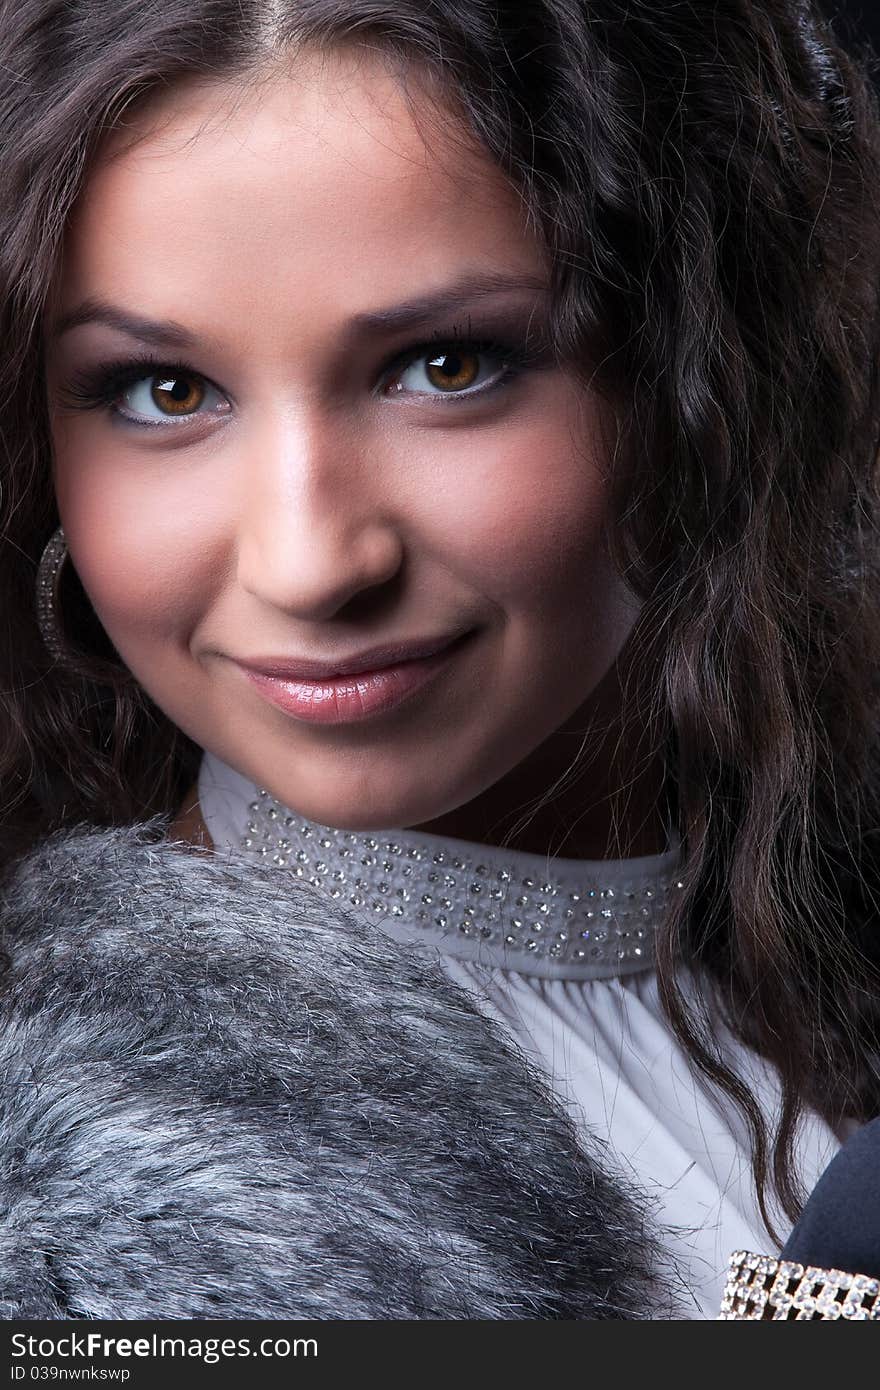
[410, 704, 671, 862]
[167, 781, 214, 851]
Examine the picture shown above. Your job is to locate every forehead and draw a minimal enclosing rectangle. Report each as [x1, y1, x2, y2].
[52, 50, 547, 337]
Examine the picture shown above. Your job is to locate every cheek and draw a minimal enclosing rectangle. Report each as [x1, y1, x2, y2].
[53, 452, 210, 650]
[425, 413, 612, 618]
[49, 382, 621, 666]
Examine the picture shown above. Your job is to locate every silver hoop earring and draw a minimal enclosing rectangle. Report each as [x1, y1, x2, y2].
[35, 524, 71, 663]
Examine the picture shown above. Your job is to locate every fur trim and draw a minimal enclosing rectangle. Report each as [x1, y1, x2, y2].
[0, 820, 673, 1319]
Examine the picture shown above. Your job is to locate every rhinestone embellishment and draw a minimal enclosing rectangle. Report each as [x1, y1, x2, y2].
[35, 526, 69, 663]
[239, 787, 684, 975]
[719, 1250, 880, 1319]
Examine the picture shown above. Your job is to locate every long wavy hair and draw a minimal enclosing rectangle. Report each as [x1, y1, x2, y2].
[1, 0, 879, 1237]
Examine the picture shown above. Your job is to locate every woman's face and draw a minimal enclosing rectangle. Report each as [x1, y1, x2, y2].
[43, 48, 649, 843]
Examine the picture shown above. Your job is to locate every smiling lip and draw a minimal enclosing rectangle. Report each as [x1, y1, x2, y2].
[235, 629, 475, 725]
[234, 628, 473, 680]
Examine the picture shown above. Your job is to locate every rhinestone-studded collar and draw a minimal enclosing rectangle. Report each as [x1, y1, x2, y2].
[198, 751, 684, 982]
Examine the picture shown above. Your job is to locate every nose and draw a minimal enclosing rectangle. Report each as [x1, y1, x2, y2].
[234, 409, 404, 621]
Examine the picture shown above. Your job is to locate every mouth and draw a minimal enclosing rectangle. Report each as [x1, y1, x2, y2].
[235, 628, 477, 726]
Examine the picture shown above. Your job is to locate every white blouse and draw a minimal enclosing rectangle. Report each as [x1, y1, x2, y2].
[197, 747, 845, 1319]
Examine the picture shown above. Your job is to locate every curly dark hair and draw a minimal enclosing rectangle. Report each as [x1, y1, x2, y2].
[1, 0, 879, 1240]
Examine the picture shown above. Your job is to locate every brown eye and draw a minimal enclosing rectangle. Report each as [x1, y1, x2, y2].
[149, 372, 206, 416]
[385, 338, 516, 400]
[423, 348, 481, 393]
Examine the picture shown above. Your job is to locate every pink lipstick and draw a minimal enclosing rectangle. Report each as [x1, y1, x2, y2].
[236, 630, 474, 726]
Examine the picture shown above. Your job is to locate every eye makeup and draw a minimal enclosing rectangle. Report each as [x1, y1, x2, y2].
[51, 312, 555, 429]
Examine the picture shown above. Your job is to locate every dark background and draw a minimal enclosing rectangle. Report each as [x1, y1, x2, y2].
[823, 1, 880, 75]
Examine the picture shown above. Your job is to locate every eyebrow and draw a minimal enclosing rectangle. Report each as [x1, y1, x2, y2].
[47, 271, 551, 350]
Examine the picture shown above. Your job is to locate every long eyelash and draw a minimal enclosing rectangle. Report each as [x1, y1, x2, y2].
[55, 319, 548, 417]
[400, 315, 545, 384]
[58, 353, 203, 412]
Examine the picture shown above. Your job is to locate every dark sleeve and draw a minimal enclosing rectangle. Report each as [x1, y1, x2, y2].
[780, 1114, 880, 1278]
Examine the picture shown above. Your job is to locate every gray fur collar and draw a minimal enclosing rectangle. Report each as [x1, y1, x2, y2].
[0, 819, 674, 1319]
